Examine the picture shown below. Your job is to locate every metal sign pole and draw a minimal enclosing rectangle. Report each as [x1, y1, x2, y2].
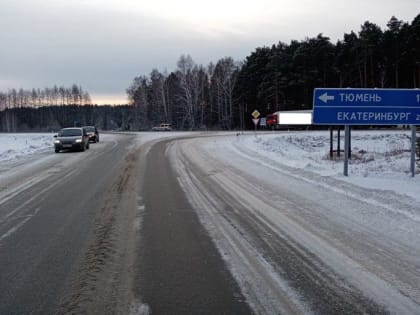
[329, 126, 333, 158]
[344, 125, 350, 176]
[337, 127, 341, 157]
[411, 125, 416, 177]
[348, 126, 352, 158]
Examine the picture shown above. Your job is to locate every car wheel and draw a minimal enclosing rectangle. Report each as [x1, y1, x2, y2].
[87, 143, 90, 149]
[55, 148, 60, 153]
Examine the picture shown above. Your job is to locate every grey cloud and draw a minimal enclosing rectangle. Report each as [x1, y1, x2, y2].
[1, 0, 252, 96]
[1, 0, 419, 102]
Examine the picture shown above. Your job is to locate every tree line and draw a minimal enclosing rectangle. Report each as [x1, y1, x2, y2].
[1, 14, 419, 132]
[126, 55, 241, 130]
[127, 14, 420, 130]
[0, 104, 137, 132]
[0, 84, 91, 110]
[0, 84, 92, 132]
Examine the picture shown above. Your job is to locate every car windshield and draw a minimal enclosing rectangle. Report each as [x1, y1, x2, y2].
[84, 127, 95, 132]
[59, 129, 82, 137]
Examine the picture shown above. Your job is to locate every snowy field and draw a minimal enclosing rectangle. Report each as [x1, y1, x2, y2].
[0, 130, 419, 201]
[233, 129, 420, 202]
[0, 133, 54, 162]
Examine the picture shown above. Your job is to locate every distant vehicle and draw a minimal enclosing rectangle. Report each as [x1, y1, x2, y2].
[265, 110, 312, 130]
[83, 126, 99, 143]
[54, 127, 90, 153]
[266, 113, 278, 128]
[152, 123, 172, 131]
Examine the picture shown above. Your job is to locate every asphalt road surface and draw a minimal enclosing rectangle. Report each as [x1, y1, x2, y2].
[0, 133, 138, 314]
[0, 133, 251, 314]
[135, 139, 251, 314]
[1, 132, 419, 314]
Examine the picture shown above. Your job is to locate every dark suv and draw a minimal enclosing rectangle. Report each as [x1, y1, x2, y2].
[54, 127, 90, 153]
[83, 126, 99, 143]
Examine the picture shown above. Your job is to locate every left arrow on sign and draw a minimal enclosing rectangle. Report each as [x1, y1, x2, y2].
[318, 92, 335, 103]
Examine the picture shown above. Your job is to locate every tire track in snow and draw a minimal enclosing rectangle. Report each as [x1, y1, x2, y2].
[171, 136, 420, 314]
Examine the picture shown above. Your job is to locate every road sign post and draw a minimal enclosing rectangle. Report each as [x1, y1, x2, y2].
[313, 88, 420, 176]
[344, 125, 350, 176]
[411, 125, 416, 177]
[252, 118, 260, 132]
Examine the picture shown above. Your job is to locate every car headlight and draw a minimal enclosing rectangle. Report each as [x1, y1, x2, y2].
[54, 140, 60, 144]
[75, 139, 82, 143]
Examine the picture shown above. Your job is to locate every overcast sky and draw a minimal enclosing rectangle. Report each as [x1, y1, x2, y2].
[1, 0, 419, 104]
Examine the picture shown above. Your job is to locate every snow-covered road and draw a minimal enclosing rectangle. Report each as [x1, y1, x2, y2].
[171, 132, 420, 314]
[1, 130, 419, 314]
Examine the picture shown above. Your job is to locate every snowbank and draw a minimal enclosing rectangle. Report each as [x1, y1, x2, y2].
[0, 133, 53, 162]
[231, 129, 420, 202]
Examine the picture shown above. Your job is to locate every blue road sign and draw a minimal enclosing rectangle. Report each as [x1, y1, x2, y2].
[312, 88, 420, 125]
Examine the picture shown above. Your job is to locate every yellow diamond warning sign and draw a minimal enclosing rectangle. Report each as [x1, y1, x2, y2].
[251, 110, 260, 119]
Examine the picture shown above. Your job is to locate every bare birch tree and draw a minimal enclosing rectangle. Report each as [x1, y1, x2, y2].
[176, 54, 196, 129]
[211, 57, 239, 129]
